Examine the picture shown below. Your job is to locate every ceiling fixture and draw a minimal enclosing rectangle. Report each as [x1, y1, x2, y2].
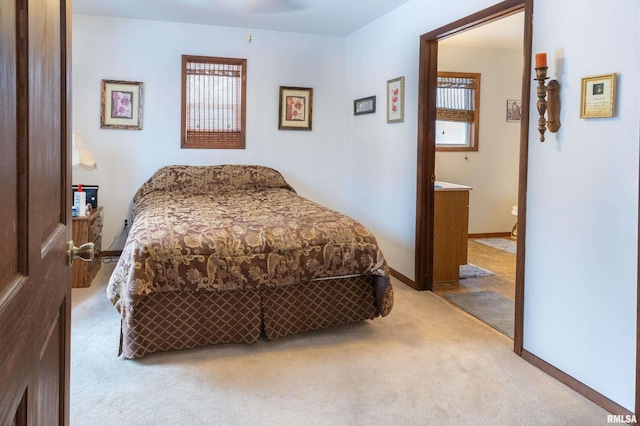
[248, 0, 253, 42]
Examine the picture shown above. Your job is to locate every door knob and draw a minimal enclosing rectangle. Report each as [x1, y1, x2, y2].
[66, 240, 95, 267]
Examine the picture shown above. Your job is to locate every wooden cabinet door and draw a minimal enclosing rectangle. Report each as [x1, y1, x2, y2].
[433, 190, 470, 282]
[0, 0, 72, 424]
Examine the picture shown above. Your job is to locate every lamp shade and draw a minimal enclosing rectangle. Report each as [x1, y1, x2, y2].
[72, 133, 96, 170]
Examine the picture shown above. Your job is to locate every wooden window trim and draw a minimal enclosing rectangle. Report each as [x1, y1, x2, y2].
[181, 55, 247, 149]
[436, 71, 480, 152]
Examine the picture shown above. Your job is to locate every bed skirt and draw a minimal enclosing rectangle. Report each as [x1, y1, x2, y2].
[119, 275, 379, 359]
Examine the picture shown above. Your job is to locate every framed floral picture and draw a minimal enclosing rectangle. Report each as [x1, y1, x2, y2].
[101, 79, 144, 130]
[387, 76, 404, 123]
[279, 86, 313, 130]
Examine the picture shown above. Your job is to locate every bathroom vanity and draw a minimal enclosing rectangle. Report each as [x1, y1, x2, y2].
[434, 181, 472, 282]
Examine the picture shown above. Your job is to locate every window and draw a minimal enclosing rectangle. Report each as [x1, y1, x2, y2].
[181, 55, 246, 149]
[435, 72, 480, 151]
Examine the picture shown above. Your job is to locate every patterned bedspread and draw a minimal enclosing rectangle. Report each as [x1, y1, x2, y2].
[107, 165, 393, 324]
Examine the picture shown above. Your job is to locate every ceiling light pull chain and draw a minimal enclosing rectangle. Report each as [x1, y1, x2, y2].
[248, 0, 253, 42]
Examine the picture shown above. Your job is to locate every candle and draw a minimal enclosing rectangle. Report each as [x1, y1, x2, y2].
[535, 53, 547, 68]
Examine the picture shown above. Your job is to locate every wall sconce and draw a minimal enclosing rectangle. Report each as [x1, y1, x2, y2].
[534, 53, 561, 142]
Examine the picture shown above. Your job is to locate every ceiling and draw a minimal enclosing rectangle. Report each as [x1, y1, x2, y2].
[72, 0, 414, 36]
[440, 12, 524, 50]
[73, 1, 523, 47]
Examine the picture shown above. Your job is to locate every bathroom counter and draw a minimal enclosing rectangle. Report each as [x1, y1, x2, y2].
[434, 182, 471, 283]
[434, 181, 473, 191]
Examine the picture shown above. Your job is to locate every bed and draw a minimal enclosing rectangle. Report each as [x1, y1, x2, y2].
[107, 165, 393, 358]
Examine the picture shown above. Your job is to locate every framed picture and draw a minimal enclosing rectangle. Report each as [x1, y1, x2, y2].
[387, 76, 404, 123]
[279, 86, 313, 130]
[580, 73, 617, 118]
[506, 99, 522, 122]
[354, 96, 376, 115]
[101, 80, 143, 130]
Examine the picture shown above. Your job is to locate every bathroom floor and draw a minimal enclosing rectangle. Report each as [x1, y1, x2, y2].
[433, 238, 516, 301]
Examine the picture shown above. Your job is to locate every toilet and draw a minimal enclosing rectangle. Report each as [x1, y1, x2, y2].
[511, 205, 518, 238]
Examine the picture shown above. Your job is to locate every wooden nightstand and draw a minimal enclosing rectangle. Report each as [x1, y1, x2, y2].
[72, 206, 103, 288]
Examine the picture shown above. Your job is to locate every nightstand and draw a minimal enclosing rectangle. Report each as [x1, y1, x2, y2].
[72, 206, 103, 288]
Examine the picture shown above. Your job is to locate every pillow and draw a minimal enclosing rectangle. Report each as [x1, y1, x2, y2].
[133, 164, 295, 204]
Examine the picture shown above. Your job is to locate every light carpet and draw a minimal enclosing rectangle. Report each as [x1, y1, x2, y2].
[459, 263, 494, 279]
[71, 263, 609, 425]
[443, 291, 514, 339]
[474, 238, 517, 254]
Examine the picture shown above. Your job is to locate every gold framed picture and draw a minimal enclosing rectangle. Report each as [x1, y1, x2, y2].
[279, 86, 313, 130]
[579, 73, 617, 119]
[387, 76, 405, 123]
[101, 80, 144, 129]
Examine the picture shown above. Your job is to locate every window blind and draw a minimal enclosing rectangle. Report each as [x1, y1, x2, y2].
[182, 56, 246, 149]
[436, 74, 477, 123]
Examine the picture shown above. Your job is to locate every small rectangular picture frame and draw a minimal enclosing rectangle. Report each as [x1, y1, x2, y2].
[580, 73, 617, 119]
[506, 99, 522, 122]
[354, 96, 376, 115]
[279, 86, 313, 130]
[387, 76, 405, 123]
[101, 79, 144, 130]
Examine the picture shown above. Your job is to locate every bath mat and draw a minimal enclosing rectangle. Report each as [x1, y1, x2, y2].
[474, 238, 517, 254]
[459, 263, 494, 279]
[443, 291, 514, 338]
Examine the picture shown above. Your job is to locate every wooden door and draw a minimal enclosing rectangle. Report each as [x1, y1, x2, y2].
[0, 0, 72, 424]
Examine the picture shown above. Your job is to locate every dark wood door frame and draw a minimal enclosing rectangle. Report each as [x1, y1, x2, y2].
[414, 0, 532, 353]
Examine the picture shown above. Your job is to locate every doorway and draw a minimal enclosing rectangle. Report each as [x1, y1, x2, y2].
[414, 0, 533, 354]
[431, 12, 524, 340]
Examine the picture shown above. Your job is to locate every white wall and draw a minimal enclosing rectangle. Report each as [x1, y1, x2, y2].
[436, 45, 522, 234]
[72, 15, 348, 250]
[523, 0, 639, 411]
[343, 0, 508, 282]
[345, 0, 638, 412]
